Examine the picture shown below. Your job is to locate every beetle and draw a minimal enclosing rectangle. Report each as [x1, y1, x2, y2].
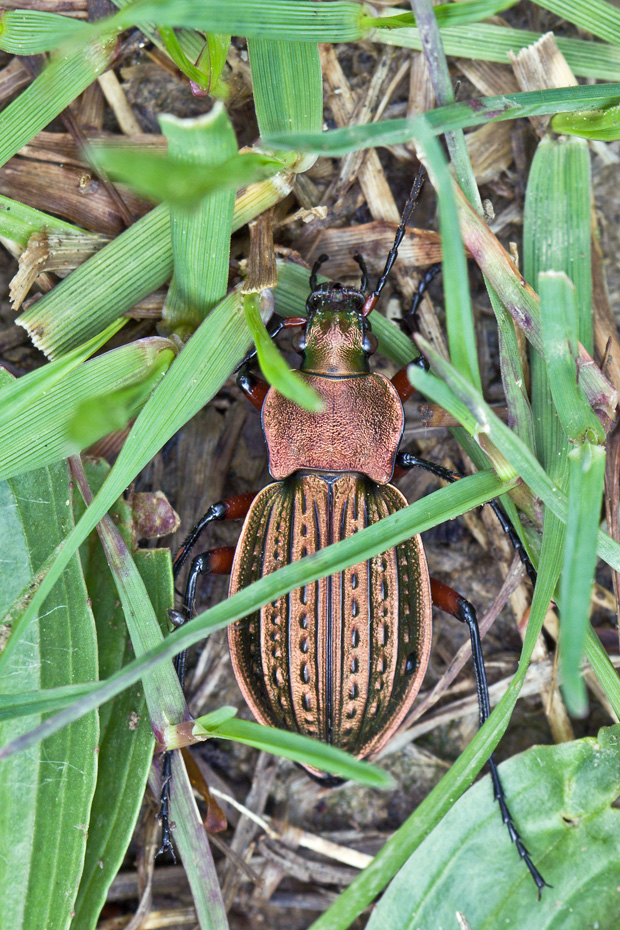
[161, 171, 547, 896]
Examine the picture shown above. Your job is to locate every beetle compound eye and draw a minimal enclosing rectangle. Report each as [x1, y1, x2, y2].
[292, 330, 307, 354]
[362, 332, 378, 355]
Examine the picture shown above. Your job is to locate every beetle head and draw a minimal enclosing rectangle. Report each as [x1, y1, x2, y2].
[298, 280, 378, 375]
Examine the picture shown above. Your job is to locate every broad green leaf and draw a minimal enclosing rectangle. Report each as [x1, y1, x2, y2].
[366, 725, 620, 928]
[0, 455, 98, 930]
[89, 145, 283, 207]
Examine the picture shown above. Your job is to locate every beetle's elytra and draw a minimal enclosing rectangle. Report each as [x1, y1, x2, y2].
[228, 295, 433, 762]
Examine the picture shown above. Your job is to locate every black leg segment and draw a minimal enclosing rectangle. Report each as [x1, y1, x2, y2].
[431, 577, 549, 898]
[396, 451, 537, 588]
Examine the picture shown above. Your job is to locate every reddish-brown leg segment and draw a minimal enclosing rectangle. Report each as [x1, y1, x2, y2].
[236, 367, 270, 411]
[430, 575, 549, 897]
[173, 492, 256, 574]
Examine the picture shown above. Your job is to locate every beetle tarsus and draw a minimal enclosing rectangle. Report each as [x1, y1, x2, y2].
[403, 262, 443, 331]
[156, 754, 177, 863]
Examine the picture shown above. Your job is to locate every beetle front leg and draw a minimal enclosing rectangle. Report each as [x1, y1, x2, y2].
[430, 577, 550, 898]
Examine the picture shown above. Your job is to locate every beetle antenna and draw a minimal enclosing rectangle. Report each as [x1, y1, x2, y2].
[361, 165, 426, 316]
[353, 252, 369, 292]
[310, 253, 329, 292]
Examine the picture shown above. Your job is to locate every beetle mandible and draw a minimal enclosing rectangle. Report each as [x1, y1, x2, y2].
[163, 172, 547, 896]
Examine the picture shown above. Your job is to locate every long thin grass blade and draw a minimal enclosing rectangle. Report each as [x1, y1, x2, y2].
[0, 35, 116, 170]
[243, 292, 323, 411]
[378, 22, 620, 81]
[559, 444, 606, 716]
[264, 84, 620, 154]
[306, 513, 563, 930]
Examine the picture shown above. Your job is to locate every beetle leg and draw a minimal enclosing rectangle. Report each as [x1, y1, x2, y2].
[402, 262, 442, 333]
[391, 354, 429, 404]
[396, 452, 537, 587]
[158, 545, 237, 859]
[236, 364, 270, 411]
[430, 577, 550, 898]
[173, 493, 256, 576]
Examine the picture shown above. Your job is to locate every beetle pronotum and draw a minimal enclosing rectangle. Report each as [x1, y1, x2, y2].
[161, 171, 547, 896]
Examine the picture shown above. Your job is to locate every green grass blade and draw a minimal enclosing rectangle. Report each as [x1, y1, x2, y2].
[413, 119, 480, 389]
[0, 458, 98, 930]
[407, 351, 620, 571]
[551, 104, 620, 140]
[378, 21, 620, 80]
[0, 10, 90, 52]
[559, 444, 606, 716]
[0, 338, 175, 483]
[193, 716, 393, 788]
[373, 0, 518, 29]
[0, 319, 126, 431]
[0, 34, 115, 170]
[71, 464, 163, 930]
[0, 194, 84, 247]
[264, 84, 620, 154]
[243, 292, 323, 411]
[90, 144, 282, 208]
[18, 204, 172, 358]
[17, 177, 293, 358]
[531, 0, 620, 47]
[248, 37, 322, 139]
[539, 271, 604, 445]
[0, 471, 518, 757]
[70, 458, 186, 731]
[159, 103, 238, 333]
[584, 626, 620, 718]
[113, 0, 366, 41]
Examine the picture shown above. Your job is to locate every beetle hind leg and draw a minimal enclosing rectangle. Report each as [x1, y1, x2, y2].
[430, 577, 550, 898]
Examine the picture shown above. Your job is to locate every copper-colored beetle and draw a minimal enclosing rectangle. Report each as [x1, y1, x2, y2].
[228, 288, 432, 762]
[165, 178, 547, 895]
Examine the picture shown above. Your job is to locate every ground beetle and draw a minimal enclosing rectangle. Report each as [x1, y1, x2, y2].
[162, 171, 548, 897]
